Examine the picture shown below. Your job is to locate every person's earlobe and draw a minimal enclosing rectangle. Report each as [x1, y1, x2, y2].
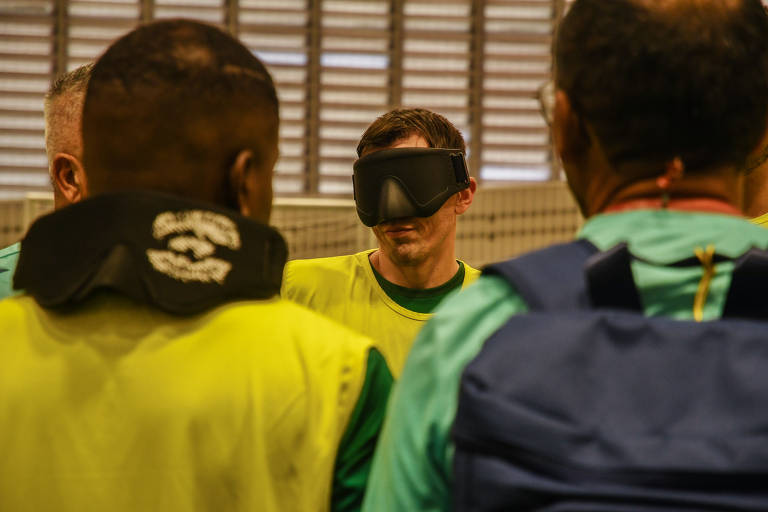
[455, 176, 477, 215]
[52, 153, 88, 206]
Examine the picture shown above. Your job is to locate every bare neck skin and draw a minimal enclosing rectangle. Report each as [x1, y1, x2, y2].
[369, 235, 459, 289]
[577, 150, 744, 218]
[554, 90, 744, 218]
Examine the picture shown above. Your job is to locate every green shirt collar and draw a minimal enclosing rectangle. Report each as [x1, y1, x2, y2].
[369, 260, 466, 314]
[579, 209, 768, 263]
[0, 241, 21, 261]
[0, 242, 22, 300]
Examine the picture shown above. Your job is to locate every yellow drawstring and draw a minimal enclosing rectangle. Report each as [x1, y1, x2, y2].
[692, 245, 716, 322]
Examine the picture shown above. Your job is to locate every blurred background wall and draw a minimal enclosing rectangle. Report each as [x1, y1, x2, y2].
[0, 0, 581, 266]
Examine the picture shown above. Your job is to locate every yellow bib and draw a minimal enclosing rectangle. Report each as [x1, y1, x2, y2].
[0, 294, 375, 512]
[282, 250, 480, 378]
[751, 212, 768, 227]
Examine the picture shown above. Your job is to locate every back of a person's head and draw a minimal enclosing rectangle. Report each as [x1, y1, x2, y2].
[45, 62, 92, 108]
[357, 107, 466, 156]
[44, 63, 92, 161]
[556, 0, 768, 173]
[82, 19, 278, 207]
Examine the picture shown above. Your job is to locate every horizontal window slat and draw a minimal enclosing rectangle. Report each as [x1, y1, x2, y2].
[0, 107, 44, 117]
[0, 127, 45, 137]
[68, 17, 136, 27]
[240, 0, 307, 9]
[0, 181, 51, 192]
[320, 27, 390, 38]
[319, 83, 389, 93]
[323, 37, 389, 52]
[484, 33, 552, 44]
[324, 1, 389, 15]
[0, 152, 48, 167]
[0, 87, 48, 98]
[0, 9, 53, 19]
[0, 133, 45, 148]
[483, 70, 550, 81]
[483, 129, 548, 144]
[240, 34, 307, 49]
[0, 145, 47, 155]
[401, 30, 471, 41]
[0, 71, 53, 81]
[237, 23, 308, 33]
[482, 141, 549, 151]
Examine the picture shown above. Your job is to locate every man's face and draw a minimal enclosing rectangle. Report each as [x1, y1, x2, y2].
[370, 134, 460, 267]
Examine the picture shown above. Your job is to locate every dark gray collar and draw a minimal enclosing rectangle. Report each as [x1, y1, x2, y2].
[15, 191, 287, 315]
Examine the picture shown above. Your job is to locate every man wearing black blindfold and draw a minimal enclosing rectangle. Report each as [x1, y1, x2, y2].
[282, 108, 479, 378]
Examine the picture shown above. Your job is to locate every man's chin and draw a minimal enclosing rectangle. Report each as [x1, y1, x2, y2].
[387, 244, 426, 267]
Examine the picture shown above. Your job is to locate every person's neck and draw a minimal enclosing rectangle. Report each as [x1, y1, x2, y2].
[585, 164, 745, 218]
[603, 197, 743, 216]
[370, 245, 459, 290]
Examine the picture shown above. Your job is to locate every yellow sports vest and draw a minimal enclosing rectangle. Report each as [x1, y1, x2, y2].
[751, 212, 768, 227]
[281, 250, 481, 378]
[0, 293, 375, 512]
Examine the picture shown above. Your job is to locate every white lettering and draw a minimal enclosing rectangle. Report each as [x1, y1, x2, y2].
[152, 210, 241, 249]
[147, 250, 232, 285]
[147, 210, 242, 285]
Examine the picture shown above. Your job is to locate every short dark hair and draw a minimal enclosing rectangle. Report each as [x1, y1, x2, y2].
[83, 19, 279, 205]
[555, 0, 768, 172]
[44, 63, 92, 161]
[356, 108, 466, 157]
[46, 63, 93, 103]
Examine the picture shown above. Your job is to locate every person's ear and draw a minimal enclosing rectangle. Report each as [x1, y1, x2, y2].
[553, 89, 589, 161]
[51, 153, 88, 206]
[230, 149, 255, 217]
[454, 176, 477, 215]
[230, 149, 273, 223]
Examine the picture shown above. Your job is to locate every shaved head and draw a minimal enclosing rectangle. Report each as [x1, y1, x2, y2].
[82, 20, 279, 210]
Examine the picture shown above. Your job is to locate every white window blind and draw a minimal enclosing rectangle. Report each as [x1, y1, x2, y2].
[240, 0, 310, 195]
[68, 1, 141, 71]
[0, 0, 564, 199]
[154, 0, 225, 26]
[0, 0, 54, 198]
[401, 0, 472, 160]
[481, 0, 554, 182]
[318, 0, 390, 195]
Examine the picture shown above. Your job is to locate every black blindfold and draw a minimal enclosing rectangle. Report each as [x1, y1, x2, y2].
[352, 147, 470, 227]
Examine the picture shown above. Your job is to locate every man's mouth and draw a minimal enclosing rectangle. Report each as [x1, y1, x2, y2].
[383, 224, 416, 236]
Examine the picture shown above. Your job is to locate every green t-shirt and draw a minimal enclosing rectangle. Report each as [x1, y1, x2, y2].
[362, 209, 768, 512]
[370, 261, 466, 314]
[0, 242, 21, 300]
[281, 251, 481, 378]
[333, 349, 392, 512]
